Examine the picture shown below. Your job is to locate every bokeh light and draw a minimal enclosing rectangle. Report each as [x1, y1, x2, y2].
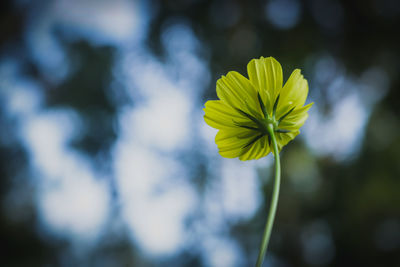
[1, 0, 400, 266]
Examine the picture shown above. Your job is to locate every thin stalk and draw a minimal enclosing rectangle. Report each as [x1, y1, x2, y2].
[255, 124, 281, 267]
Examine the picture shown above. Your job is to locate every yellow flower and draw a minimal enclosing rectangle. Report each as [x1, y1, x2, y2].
[204, 56, 313, 160]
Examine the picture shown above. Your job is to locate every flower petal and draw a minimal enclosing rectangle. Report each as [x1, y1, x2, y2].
[219, 148, 242, 158]
[279, 103, 313, 131]
[216, 71, 261, 118]
[277, 69, 308, 117]
[216, 128, 256, 146]
[275, 130, 300, 152]
[247, 57, 283, 114]
[216, 129, 259, 158]
[238, 142, 257, 161]
[238, 135, 270, 161]
[204, 100, 251, 129]
[254, 136, 270, 159]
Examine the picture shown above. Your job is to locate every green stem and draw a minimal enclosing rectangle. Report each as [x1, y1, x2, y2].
[256, 124, 281, 267]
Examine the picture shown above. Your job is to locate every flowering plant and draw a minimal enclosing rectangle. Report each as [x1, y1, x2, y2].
[204, 57, 313, 266]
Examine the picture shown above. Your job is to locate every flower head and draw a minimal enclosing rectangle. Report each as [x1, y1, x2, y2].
[204, 56, 313, 160]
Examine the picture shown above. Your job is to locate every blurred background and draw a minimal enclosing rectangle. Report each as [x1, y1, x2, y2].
[1, 0, 399, 266]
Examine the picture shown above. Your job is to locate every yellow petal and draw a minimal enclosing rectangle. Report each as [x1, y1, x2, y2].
[238, 135, 270, 161]
[277, 69, 308, 117]
[254, 136, 270, 159]
[276, 130, 300, 152]
[238, 143, 257, 161]
[216, 129, 258, 158]
[216, 71, 261, 118]
[278, 103, 313, 131]
[239, 142, 258, 160]
[247, 57, 283, 114]
[219, 148, 242, 158]
[279, 114, 309, 131]
[215, 128, 256, 146]
[203, 100, 249, 129]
